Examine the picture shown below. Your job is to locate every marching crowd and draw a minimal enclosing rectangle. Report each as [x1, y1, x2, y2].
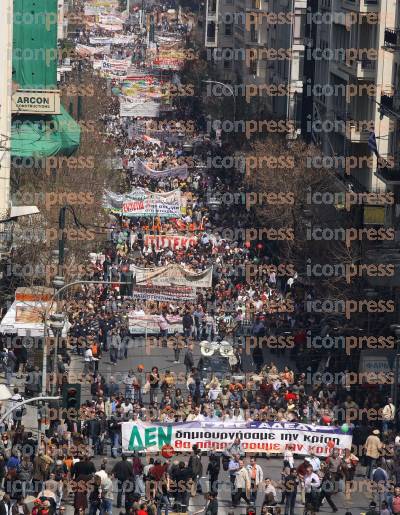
[2, 1, 400, 515]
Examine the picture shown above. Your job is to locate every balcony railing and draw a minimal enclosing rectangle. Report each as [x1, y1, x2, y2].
[384, 28, 400, 49]
[381, 95, 394, 111]
[360, 58, 376, 70]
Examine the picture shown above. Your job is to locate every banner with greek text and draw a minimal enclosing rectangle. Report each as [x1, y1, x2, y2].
[132, 159, 188, 179]
[128, 313, 183, 334]
[120, 97, 160, 118]
[76, 44, 111, 56]
[131, 285, 196, 302]
[89, 36, 114, 44]
[122, 189, 181, 217]
[121, 421, 353, 456]
[144, 234, 197, 250]
[102, 58, 131, 74]
[130, 264, 213, 288]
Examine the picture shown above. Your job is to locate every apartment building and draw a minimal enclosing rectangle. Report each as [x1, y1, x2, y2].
[263, 0, 307, 137]
[58, 0, 69, 41]
[204, 0, 269, 112]
[294, 0, 399, 193]
[204, 0, 306, 128]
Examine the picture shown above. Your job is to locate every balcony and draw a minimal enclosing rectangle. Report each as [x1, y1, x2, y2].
[383, 28, 400, 50]
[379, 93, 400, 118]
[359, 0, 379, 11]
[356, 58, 376, 79]
[342, 0, 378, 12]
[335, 111, 370, 143]
[346, 122, 370, 142]
[335, 56, 376, 79]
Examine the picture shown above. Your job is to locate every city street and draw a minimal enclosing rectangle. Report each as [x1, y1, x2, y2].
[0, 0, 395, 515]
[76, 341, 370, 515]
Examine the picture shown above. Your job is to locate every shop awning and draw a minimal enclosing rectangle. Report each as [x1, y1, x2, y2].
[11, 105, 81, 158]
[0, 300, 70, 337]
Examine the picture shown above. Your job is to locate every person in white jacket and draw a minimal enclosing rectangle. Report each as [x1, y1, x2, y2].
[382, 398, 396, 433]
[304, 465, 321, 509]
[246, 457, 264, 503]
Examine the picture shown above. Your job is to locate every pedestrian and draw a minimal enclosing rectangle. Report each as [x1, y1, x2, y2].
[283, 468, 298, 515]
[364, 430, 384, 479]
[11, 496, 29, 515]
[188, 445, 203, 497]
[232, 459, 251, 507]
[390, 486, 400, 514]
[382, 398, 396, 434]
[100, 473, 114, 515]
[149, 367, 160, 406]
[341, 448, 359, 501]
[246, 457, 263, 503]
[182, 311, 193, 338]
[183, 344, 194, 374]
[88, 475, 102, 515]
[303, 465, 320, 512]
[109, 328, 121, 365]
[112, 455, 134, 509]
[263, 477, 278, 506]
[172, 336, 180, 364]
[206, 451, 220, 494]
[318, 469, 338, 512]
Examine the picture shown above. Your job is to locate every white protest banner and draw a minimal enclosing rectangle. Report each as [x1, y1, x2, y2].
[112, 35, 136, 44]
[131, 285, 196, 302]
[144, 234, 197, 250]
[133, 159, 188, 179]
[122, 189, 181, 218]
[84, 5, 104, 15]
[128, 313, 183, 334]
[97, 23, 123, 31]
[76, 44, 111, 56]
[122, 421, 353, 456]
[130, 264, 213, 288]
[102, 58, 131, 73]
[89, 36, 113, 45]
[99, 13, 123, 24]
[120, 97, 160, 118]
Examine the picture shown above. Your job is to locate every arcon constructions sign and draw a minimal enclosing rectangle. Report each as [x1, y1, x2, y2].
[12, 90, 61, 115]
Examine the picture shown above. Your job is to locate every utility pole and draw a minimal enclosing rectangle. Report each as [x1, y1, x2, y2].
[0, 0, 13, 222]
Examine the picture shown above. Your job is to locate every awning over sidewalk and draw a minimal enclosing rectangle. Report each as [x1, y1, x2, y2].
[0, 300, 70, 337]
[11, 105, 81, 158]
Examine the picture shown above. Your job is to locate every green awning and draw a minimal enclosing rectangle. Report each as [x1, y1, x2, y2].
[11, 106, 81, 158]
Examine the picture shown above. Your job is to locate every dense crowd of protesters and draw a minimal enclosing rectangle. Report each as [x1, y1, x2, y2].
[1, 1, 400, 515]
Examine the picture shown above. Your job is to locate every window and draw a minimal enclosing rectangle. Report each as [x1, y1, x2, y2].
[225, 23, 233, 35]
[250, 25, 258, 42]
[224, 48, 232, 68]
[249, 59, 257, 75]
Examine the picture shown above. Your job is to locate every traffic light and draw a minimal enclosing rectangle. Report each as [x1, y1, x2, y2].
[62, 383, 81, 411]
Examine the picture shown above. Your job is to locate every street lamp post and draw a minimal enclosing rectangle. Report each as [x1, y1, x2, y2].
[40, 279, 129, 445]
[202, 80, 236, 123]
[365, 289, 378, 334]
